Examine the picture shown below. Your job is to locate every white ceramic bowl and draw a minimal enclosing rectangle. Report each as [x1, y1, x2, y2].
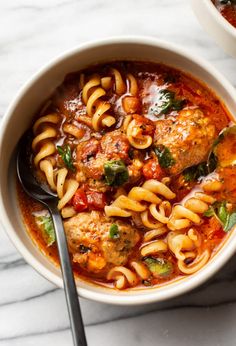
[1, 36, 236, 305]
[192, 0, 236, 58]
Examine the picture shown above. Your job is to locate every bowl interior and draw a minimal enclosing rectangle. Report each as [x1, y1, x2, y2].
[1, 38, 236, 305]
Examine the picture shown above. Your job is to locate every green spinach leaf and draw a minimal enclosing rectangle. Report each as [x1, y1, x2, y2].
[149, 89, 185, 116]
[104, 160, 129, 186]
[204, 201, 236, 232]
[144, 257, 173, 277]
[109, 224, 120, 239]
[154, 145, 176, 169]
[57, 144, 75, 172]
[183, 162, 208, 182]
[37, 215, 55, 246]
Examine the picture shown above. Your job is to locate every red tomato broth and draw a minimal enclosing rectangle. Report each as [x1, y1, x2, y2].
[212, 0, 236, 28]
[17, 61, 235, 290]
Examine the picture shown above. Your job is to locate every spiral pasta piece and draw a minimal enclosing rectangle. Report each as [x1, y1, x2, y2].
[167, 230, 196, 261]
[130, 261, 150, 280]
[177, 249, 210, 274]
[110, 68, 126, 95]
[32, 113, 61, 167]
[32, 113, 60, 134]
[105, 179, 176, 218]
[107, 266, 138, 289]
[82, 75, 116, 131]
[126, 118, 153, 149]
[63, 123, 84, 139]
[127, 73, 138, 96]
[143, 227, 168, 242]
[141, 240, 168, 257]
[39, 159, 79, 215]
[168, 190, 216, 231]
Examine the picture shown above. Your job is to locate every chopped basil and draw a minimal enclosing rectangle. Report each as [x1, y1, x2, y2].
[154, 145, 175, 169]
[144, 257, 173, 277]
[37, 215, 55, 246]
[57, 144, 75, 172]
[204, 201, 236, 232]
[149, 89, 185, 117]
[183, 162, 208, 182]
[104, 160, 129, 186]
[224, 213, 236, 232]
[109, 224, 120, 239]
[79, 244, 91, 254]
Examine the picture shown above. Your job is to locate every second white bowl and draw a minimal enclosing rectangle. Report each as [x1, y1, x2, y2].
[192, 0, 236, 58]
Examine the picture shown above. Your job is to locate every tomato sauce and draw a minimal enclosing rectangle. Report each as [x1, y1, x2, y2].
[212, 0, 236, 28]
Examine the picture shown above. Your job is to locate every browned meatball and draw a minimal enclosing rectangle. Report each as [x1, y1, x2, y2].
[100, 130, 130, 161]
[64, 211, 140, 274]
[154, 109, 216, 175]
[76, 130, 143, 188]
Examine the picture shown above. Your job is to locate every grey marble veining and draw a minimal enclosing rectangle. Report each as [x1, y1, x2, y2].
[1, 0, 236, 345]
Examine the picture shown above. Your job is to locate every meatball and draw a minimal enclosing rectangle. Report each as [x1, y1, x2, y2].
[76, 138, 104, 181]
[154, 109, 216, 175]
[76, 129, 143, 188]
[100, 130, 130, 161]
[64, 211, 140, 274]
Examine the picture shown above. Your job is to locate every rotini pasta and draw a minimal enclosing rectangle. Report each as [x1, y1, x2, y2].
[105, 179, 176, 218]
[107, 266, 138, 289]
[167, 181, 220, 231]
[32, 113, 61, 166]
[39, 159, 79, 216]
[126, 117, 153, 149]
[82, 75, 116, 131]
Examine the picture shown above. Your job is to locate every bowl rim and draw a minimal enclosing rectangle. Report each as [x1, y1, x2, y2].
[197, 0, 236, 38]
[1, 35, 236, 305]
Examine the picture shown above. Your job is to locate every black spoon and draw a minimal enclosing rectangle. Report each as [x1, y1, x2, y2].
[16, 131, 87, 346]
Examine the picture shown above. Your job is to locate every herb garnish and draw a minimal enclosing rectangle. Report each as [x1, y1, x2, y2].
[109, 224, 120, 239]
[57, 144, 75, 172]
[149, 89, 185, 117]
[144, 257, 173, 277]
[204, 201, 236, 232]
[154, 145, 176, 169]
[183, 162, 208, 182]
[104, 160, 129, 186]
[37, 215, 55, 246]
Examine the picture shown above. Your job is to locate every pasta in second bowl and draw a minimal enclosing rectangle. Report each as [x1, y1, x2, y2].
[1, 37, 236, 305]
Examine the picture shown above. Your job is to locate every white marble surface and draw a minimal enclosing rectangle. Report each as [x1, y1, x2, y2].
[1, 0, 236, 345]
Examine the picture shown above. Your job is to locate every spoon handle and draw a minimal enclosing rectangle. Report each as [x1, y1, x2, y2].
[49, 203, 87, 346]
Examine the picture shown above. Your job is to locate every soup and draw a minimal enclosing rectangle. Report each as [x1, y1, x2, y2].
[212, 0, 236, 28]
[17, 61, 236, 290]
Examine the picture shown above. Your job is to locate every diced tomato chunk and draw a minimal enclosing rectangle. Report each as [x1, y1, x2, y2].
[210, 228, 226, 240]
[72, 187, 106, 212]
[143, 159, 164, 180]
[72, 188, 88, 212]
[87, 190, 106, 210]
